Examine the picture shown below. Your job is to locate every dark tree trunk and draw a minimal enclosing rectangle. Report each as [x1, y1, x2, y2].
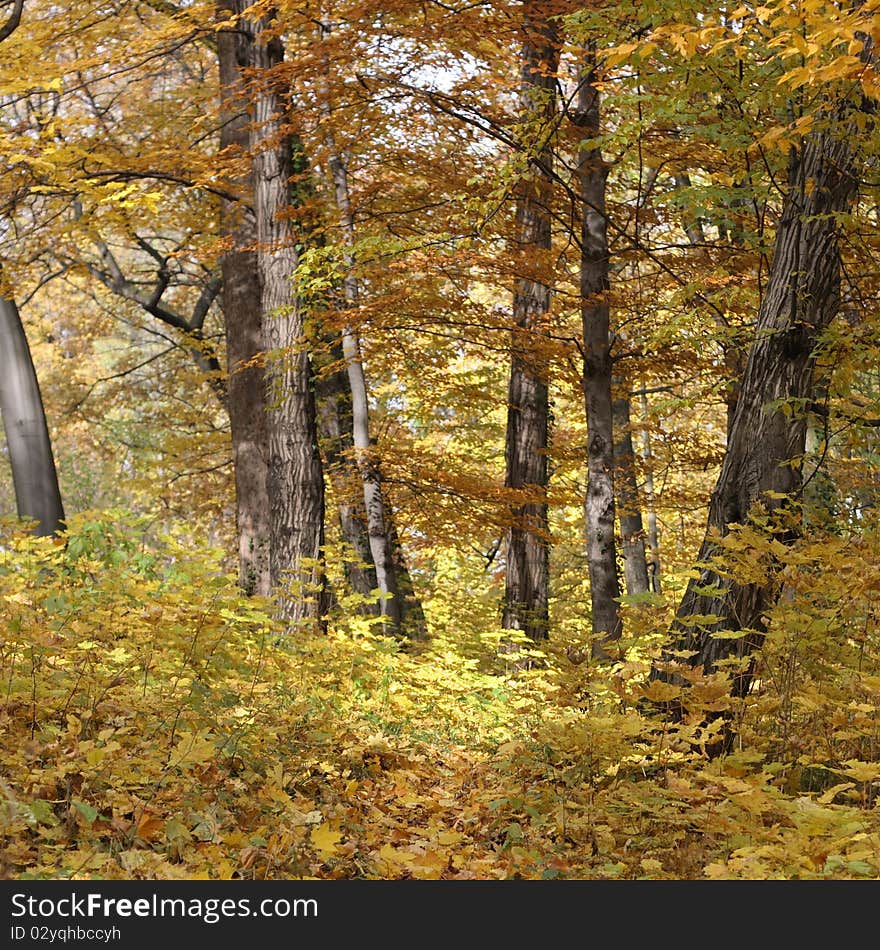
[574, 50, 622, 659]
[502, 1, 559, 642]
[652, 129, 859, 726]
[239, 6, 327, 630]
[613, 384, 650, 596]
[217, 0, 271, 597]
[388, 516, 427, 639]
[0, 294, 65, 536]
[639, 388, 662, 594]
[0, 0, 23, 43]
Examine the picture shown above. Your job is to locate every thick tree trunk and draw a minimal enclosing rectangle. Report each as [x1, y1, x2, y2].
[574, 52, 622, 658]
[0, 294, 65, 536]
[217, 0, 271, 596]
[502, 2, 559, 642]
[652, 129, 859, 722]
[240, 7, 327, 629]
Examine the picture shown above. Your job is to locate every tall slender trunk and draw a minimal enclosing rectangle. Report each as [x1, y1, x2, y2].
[0, 293, 65, 536]
[574, 50, 622, 658]
[613, 382, 649, 596]
[318, 28, 424, 637]
[652, 127, 860, 729]
[639, 387, 662, 594]
[284, 138, 381, 616]
[314, 347, 380, 610]
[314, 342, 427, 638]
[217, 0, 271, 596]
[239, 6, 326, 629]
[502, 1, 559, 642]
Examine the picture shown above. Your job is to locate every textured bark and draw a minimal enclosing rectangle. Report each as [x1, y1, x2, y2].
[240, 6, 326, 629]
[612, 384, 649, 596]
[801, 381, 838, 529]
[0, 294, 65, 536]
[217, 0, 271, 597]
[652, 129, 859, 720]
[502, 2, 559, 642]
[574, 52, 622, 658]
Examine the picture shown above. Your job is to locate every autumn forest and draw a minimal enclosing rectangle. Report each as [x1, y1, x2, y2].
[2, 0, 880, 882]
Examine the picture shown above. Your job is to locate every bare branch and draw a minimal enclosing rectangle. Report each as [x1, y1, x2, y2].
[0, 0, 24, 43]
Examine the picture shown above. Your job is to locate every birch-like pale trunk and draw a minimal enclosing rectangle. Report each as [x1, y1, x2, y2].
[573, 52, 622, 658]
[332, 221, 405, 636]
[217, 0, 271, 596]
[0, 294, 65, 536]
[318, 25, 425, 637]
[315, 340, 425, 637]
[314, 347, 379, 611]
[501, 1, 559, 642]
[239, 6, 326, 629]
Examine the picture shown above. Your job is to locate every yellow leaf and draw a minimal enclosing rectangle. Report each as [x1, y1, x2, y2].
[169, 730, 216, 768]
[639, 680, 682, 702]
[842, 760, 880, 783]
[818, 783, 855, 804]
[436, 830, 463, 846]
[311, 822, 342, 859]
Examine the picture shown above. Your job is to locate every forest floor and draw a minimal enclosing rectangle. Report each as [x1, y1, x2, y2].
[3, 516, 880, 881]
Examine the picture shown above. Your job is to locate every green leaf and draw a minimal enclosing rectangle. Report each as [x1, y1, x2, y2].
[72, 799, 100, 825]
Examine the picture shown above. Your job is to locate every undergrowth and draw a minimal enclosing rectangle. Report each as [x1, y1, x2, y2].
[2, 512, 879, 880]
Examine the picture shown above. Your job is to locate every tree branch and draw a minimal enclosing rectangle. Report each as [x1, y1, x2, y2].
[0, 0, 24, 43]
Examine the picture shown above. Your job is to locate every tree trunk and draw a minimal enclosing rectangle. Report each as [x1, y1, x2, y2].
[502, 1, 559, 642]
[317, 32, 425, 637]
[314, 351, 427, 637]
[639, 387, 662, 594]
[574, 50, 622, 659]
[217, 0, 271, 596]
[652, 128, 859, 725]
[0, 293, 65, 536]
[613, 383, 650, 596]
[314, 349, 380, 611]
[240, 6, 327, 630]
